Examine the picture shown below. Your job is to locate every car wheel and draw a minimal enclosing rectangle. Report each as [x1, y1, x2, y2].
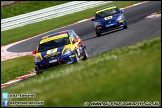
[36, 72, 41, 75]
[123, 25, 127, 29]
[96, 32, 101, 37]
[36, 71, 43, 75]
[35, 67, 43, 75]
[123, 22, 127, 29]
[83, 47, 88, 60]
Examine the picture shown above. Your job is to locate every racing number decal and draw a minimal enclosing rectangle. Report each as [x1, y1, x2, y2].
[104, 16, 113, 20]
[47, 48, 57, 55]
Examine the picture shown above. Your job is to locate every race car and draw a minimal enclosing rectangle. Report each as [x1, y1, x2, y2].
[91, 4, 127, 37]
[32, 30, 88, 74]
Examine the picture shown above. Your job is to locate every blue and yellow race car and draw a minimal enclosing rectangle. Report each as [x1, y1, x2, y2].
[33, 30, 88, 74]
[91, 4, 127, 37]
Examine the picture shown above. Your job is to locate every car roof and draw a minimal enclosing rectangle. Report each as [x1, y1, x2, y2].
[41, 30, 73, 39]
[97, 5, 117, 11]
[39, 30, 72, 44]
[96, 5, 118, 14]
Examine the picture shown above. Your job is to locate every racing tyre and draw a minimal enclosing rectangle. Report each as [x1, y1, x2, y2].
[96, 32, 101, 37]
[123, 22, 127, 29]
[83, 48, 88, 60]
[123, 25, 127, 29]
[36, 72, 42, 75]
[35, 67, 43, 75]
[36, 71, 43, 75]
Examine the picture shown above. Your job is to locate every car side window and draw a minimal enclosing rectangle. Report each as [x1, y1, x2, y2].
[69, 31, 76, 42]
[95, 13, 99, 20]
[71, 30, 79, 39]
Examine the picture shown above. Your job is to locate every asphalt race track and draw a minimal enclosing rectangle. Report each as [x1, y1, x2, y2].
[7, 1, 161, 58]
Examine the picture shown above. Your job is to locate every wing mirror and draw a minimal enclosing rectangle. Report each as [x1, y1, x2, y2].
[91, 18, 95, 21]
[32, 50, 36, 54]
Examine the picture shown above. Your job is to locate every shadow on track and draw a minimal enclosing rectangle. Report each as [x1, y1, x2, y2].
[83, 27, 125, 41]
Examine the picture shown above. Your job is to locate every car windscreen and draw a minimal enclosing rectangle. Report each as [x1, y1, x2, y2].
[38, 37, 70, 52]
[96, 8, 120, 20]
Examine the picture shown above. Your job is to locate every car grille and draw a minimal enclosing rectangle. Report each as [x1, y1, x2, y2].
[106, 25, 118, 29]
[43, 59, 67, 70]
[44, 55, 59, 60]
[105, 20, 116, 24]
[44, 52, 61, 60]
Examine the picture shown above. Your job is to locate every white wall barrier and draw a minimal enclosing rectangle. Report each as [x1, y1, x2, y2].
[1, 1, 112, 31]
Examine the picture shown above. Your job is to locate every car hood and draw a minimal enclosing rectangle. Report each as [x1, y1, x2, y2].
[96, 13, 122, 23]
[40, 46, 63, 58]
[37, 44, 73, 59]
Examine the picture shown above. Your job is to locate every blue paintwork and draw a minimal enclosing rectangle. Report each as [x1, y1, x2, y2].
[93, 5, 127, 34]
[34, 30, 87, 73]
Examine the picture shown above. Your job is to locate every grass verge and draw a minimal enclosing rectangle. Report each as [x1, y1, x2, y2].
[1, 56, 34, 84]
[1, 37, 161, 107]
[1, 1, 141, 46]
[157, 11, 161, 14]
[1, 1, 70, 19]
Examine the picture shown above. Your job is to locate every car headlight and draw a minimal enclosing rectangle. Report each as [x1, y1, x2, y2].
[63, 48, 71, 55]
[117, 15, 123, 21]
[95, 22, 101, 27]
[35, 56, 41, 62]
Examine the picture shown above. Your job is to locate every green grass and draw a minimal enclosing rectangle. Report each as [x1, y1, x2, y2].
[1, 56, 34, 84]
[2, 37, 161, 107]
[1, 1, 141, 46]
[157, 11, 161, 14]
[1, 1, 70, 19]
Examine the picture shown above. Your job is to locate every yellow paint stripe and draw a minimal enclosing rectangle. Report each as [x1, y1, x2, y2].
[40, 34, 68, 44]
[96, 6, 117, 14]
[36, 53, 43, 60]
[62, 44, 73, 54]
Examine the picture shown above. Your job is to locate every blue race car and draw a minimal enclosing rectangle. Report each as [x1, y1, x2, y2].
[91, 4, 127, 37]
[32, 30, 88, 74]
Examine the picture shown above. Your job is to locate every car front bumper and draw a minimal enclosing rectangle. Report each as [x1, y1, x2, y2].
[35, 51, 77, 71]
[96, 20, 126, 33]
